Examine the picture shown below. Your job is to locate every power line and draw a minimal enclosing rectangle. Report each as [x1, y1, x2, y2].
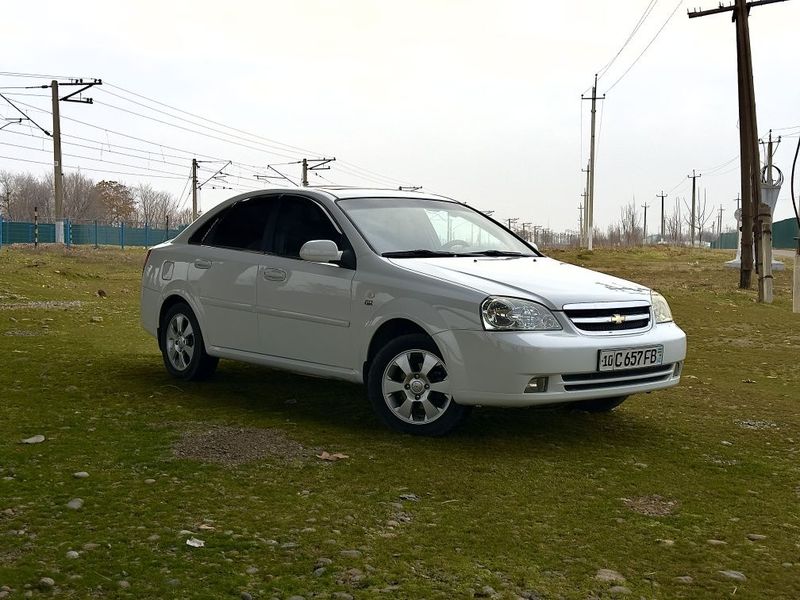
[0, 71, 84, 79]
[1, 128, 190, 169]
[605, 0, 684, 93]
[105, 82, 322, 157]
[92, 99, 304, 161]
[0, 153, 185, 179]
[597, 0, 659, 78]
[0, 139, 187, 177]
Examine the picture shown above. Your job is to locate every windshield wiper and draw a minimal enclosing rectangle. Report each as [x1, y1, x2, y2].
[382, 249, 458, 258]
[464, 250, 532, 257]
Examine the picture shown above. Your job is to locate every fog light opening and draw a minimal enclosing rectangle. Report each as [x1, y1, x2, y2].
[525, 376, 549, 393]
[673, 362, 683, 377]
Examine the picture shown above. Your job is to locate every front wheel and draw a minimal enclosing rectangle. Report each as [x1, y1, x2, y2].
[367, 334, 471, 436]
[570, 396, 628, 413]
[159, 302, 218, 381]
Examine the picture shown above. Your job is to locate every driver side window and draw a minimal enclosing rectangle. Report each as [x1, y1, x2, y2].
[272, 196, 346, 258]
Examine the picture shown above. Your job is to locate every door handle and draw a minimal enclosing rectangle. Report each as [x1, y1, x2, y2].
[194, 258, 212, 269]
[263, 267, 287, 282]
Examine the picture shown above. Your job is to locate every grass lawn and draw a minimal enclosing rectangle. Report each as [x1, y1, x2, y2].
[1, 244, 799, 599]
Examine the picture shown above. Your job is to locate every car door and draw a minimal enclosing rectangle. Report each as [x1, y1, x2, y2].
[256, 195, 356, 368]
[187, 195, 276, 353]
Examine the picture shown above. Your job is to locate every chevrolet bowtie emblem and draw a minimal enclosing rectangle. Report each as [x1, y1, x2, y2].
[610, 314, 626, 325]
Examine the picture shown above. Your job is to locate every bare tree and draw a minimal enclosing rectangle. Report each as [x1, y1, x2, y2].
[63, 170, 102, 221]
[619, 201, 642, 246]
[683, 196, 710, 245]
[134, 183, 182, 227]
[666, 198, 683, 243]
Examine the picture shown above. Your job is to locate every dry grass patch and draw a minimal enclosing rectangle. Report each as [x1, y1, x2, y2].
[623, 495, 679, 516]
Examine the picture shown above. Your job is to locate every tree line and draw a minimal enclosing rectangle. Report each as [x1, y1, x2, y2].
[588, 199, 725, 247]
[0, 170, 191, 226]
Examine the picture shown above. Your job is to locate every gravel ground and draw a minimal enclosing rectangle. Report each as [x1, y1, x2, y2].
[171, 426, 312, 466]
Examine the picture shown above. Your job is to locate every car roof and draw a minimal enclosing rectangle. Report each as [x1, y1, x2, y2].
[310, 186, 454, 202]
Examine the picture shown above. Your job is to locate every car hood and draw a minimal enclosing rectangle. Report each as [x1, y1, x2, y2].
[387, 256, 651, 309]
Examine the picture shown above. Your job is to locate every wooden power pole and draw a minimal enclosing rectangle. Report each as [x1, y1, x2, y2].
[689, 0, 787, 289]
[48, 78, 101, 244]
[51, 81, 64, 244]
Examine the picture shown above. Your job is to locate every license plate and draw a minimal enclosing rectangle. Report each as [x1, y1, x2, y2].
[598, 346, 663, 372]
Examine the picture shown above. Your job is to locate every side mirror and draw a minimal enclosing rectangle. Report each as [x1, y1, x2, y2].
[299, 239, 341, 263]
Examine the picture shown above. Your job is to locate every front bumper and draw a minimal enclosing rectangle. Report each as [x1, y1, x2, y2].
[433, 322, 686, 407]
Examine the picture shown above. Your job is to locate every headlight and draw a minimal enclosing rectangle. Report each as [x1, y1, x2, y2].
[480, 296, 561, 331]
[651, 291, 673, 323]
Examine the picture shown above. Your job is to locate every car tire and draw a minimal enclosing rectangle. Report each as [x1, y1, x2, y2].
[367, 333, 471, 436]
[159, 302, 219, 381]
[570, 396, 628, 413]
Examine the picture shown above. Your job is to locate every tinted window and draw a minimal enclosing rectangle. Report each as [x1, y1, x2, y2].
[273, 197, 344, 258]
[204, 197, 274, 251]
[188, 211, 225, 245]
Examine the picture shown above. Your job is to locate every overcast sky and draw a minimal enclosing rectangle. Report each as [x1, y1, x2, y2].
[1, 0, 799, 231]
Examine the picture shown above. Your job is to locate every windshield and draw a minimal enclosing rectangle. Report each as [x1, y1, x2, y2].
[337, 197, 537, 257]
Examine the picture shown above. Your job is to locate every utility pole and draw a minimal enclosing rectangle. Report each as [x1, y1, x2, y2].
[641, 203, 649, 244]
[582, 76, 604, 251]
[689, 0, 786, 289]
[687, 170, 701, 245]
[46, 78, 102, 243]
[506, 217, 519, 232]
[51, 82, 63, 243]
[191, 159, 198, 221]
[522, 222, 532, 241]
[581, 163, 590, 246]
[578, 202, 584, 240]
[656, 191, 668, 241]
[301, 157, 336, 187]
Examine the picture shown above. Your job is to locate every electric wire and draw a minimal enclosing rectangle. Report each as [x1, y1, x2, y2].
[597, 0, 659, 79]
[605, 0, 684, 93]
[92, 99, 304, 162]
[105, 82, 322, 157]
[0, 139, 188, 177]
[0, 153, 184, 179]
[97, 88, 318, 159]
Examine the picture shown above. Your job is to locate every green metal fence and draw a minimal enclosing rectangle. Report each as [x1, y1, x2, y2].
[0, 218, 186, 249]
[711, 217, 799, 250]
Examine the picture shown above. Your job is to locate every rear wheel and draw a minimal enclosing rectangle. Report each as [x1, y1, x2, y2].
[367, 334, 471, 436]
[160, 302, 218, 381]
[571, 396, 627, 412]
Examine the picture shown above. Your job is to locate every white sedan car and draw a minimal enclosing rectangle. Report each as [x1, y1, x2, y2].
[141, 188, 686, 435]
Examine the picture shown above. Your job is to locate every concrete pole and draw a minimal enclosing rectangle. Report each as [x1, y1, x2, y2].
[587, 76, 598, 251]
[759, 202, 773, 303]
[52, 81, 65, 244]
[301, 159, 309, 187]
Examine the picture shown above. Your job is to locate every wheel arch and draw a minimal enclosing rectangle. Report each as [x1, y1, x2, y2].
[157, 293, 200, 350]
[363, 318, 432, 382]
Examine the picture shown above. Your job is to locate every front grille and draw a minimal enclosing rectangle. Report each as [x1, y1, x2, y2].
[564, 302, 651, 333]
[561, 364, 675, 392]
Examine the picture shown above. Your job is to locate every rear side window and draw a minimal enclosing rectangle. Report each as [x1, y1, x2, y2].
[203, 197, 275, 251]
